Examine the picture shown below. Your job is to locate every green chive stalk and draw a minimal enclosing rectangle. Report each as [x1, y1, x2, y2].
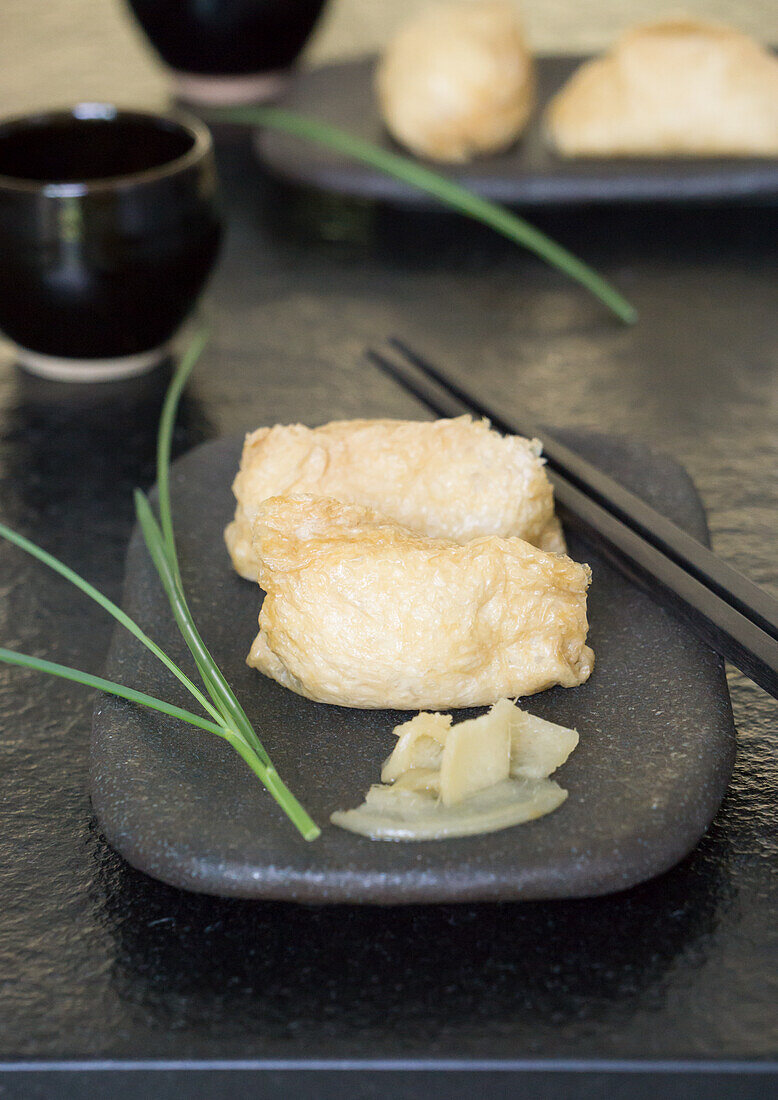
[0, 647, 230, 739]
[0, 519, 224, 727]
[136, 326, 320, 841]
[0, 647, 284, 803]
[209, 106, 637, 325]
[0, 327, 320, 842]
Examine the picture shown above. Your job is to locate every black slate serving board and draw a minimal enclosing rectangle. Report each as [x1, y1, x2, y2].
[254, 55, 778, 207]
[91, 430, 736, 904]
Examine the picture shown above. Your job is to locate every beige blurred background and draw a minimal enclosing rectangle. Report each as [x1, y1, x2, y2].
[0, 0, 776, 114]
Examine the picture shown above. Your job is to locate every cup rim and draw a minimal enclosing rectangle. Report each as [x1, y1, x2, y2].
[0, 102, 214, 197]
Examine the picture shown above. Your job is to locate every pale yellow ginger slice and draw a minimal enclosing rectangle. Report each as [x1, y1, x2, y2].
[331, 778, 567, 841]
[332, 698, 580, 841]
[439, 709, 511, 806]
[507, 705, 579, 779]
[381, 712, 452, 783]
[391, 768, 441, 795]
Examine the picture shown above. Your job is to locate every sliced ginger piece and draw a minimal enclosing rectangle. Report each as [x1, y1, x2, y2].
[392, 767, 441, 794]
[381, 712, 451, 783]
[332, 778, 567, 841]
[332, 698, 580, 841]
[508, 707, 579, 779]
[439, 708, 511, 806]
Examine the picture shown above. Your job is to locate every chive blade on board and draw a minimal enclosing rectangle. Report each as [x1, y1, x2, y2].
[133, 489, 270, 766]
[209, 105, 637, 325]
[0, 646, 232, 739]
[134, 489, 321, 839]
[136, 330, 321, 841]
[146, 327, 266, 760]
[0, 648, 292, 820]
[0, 327, 321, 842]
[0, 519, 225, 728]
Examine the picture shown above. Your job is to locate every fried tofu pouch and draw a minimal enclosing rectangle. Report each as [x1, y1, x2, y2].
[225, 416, 564, 582]
[546, 19, 778, 157]
[376, 0, 534, 163]
[248, 495, 593, 710]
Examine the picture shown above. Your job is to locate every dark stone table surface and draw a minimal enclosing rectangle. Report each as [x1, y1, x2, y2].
[0, 141, 776, 1097]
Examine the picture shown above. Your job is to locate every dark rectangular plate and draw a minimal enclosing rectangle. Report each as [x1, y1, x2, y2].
[91, 430, 736, 903]
[254, 55, 778, 206]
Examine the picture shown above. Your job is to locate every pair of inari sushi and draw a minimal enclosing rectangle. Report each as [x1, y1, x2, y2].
[224, 416, 594, 710]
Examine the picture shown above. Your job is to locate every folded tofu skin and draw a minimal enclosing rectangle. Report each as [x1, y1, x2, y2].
[376, 0, 535, 163]
[248, 495, 593, 710]
[225, 416, 565, 583]
[546, 19, 778, 157]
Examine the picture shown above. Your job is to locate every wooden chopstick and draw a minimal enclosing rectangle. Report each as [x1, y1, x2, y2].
[367, 341, 778, 699]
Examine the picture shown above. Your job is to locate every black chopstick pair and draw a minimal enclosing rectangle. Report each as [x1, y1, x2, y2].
[367, 338, 778, 700]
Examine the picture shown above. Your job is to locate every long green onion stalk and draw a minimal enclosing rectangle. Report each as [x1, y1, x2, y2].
[0, 648, 231, 739]
[0, 518, 223, 726]
[0, 328, 320, 842]
[210, 105, 637, 325]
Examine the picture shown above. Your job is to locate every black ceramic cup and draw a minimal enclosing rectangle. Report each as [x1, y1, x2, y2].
[0, 104, 221, 381]
[125, 0, 329, 106]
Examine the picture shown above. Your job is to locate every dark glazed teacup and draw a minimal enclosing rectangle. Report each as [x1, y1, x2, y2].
[0, 104, 221, 381]
[125, 0, 330, 106]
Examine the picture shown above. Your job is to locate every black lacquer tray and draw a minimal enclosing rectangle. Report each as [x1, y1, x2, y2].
[91, 430, 736, 903]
